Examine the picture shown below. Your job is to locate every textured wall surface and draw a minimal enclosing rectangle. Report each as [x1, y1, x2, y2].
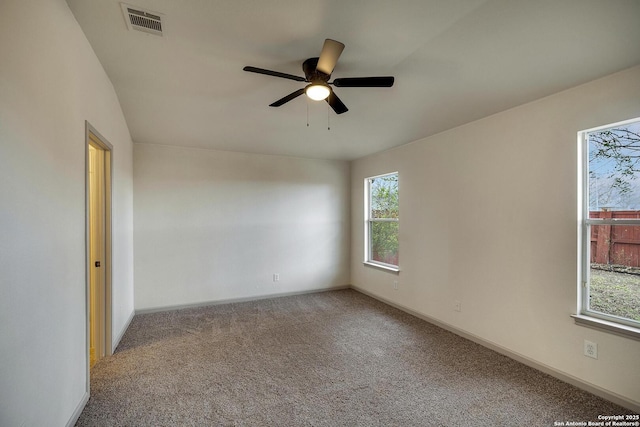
[0, 1, 135, 425]
[134, 144, 350, 310]
[351, 66, 640, 408]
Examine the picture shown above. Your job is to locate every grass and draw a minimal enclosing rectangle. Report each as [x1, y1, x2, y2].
[589, 268, 640, 322]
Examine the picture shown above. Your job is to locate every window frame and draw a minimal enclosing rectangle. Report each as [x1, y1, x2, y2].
[364, 171, 400, 272]
[576, 117, 640, 339]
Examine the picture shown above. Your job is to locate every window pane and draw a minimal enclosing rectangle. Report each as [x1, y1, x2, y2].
[588, 122, 640, 211]
[588, 224, 640, 323]
[370, 174, 398, 219]
[370, 221, 398, 266]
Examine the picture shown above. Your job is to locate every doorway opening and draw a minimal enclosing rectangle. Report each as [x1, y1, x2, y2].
[85, 122, 113, 371]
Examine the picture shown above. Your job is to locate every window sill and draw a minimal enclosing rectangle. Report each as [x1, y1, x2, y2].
[571, 314, 640, 341]
[363, 261, 400, 274]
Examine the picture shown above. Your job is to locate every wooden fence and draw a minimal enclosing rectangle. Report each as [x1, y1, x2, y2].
[590, 210, 640, 267]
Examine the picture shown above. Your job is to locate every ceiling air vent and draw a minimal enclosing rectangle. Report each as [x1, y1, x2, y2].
[121, 3, 164, 37]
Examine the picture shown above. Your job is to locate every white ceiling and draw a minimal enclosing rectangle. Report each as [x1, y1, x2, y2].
[66, 0, 640, 160]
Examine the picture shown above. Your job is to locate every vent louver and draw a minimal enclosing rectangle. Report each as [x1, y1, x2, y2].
[121, 3, 164, 37]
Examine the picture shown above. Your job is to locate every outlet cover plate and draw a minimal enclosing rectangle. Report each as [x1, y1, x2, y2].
[584, 340, 598, 359]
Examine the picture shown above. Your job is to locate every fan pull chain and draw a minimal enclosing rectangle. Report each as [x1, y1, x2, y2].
[306, 98, 310, 127]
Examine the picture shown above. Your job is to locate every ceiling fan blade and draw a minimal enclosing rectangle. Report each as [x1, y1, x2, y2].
[269, 88, 306, 107]
[332, 76, 395, 87]
[316, 39, 345, 75]
[326, 90, 348, 114]
[243, 66, 306, 82]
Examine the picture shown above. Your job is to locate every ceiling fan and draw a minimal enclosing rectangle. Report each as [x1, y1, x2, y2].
[243, 39, 394, 115]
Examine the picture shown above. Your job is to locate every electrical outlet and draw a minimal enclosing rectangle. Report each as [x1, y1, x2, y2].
[584, 340, 598, 359]
[454, 300, 461, 312]
[273, 273, 279, 282]
[393, 280, 398, 290]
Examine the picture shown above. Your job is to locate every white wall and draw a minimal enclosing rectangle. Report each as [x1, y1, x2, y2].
[351, 65, 640, 409]
[134, 144, 350, 310]
[0, 1, 135, 426]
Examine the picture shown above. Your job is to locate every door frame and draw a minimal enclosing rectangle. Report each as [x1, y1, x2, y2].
[84, 121, 113, 385]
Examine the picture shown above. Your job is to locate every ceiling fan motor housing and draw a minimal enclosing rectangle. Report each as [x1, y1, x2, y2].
[303, 57, 330, 83]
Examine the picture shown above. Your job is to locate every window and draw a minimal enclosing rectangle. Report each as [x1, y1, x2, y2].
[365, 172, 399, 271]
[578, 117, 640, 336]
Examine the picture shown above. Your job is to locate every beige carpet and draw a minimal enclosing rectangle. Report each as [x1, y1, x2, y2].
[76, 289, 632, 426]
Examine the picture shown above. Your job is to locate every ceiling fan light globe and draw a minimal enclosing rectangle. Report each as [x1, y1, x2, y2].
[306, 84, 330, 101]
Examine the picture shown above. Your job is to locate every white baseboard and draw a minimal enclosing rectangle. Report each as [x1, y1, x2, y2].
[65, 391, 89, 427]
[350, 285, 640, 413]
[135, 286, 351, 315]
[112, 309, 135, 352]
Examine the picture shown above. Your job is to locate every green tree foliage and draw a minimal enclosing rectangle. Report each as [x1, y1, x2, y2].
[370, 174, 399, 264]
